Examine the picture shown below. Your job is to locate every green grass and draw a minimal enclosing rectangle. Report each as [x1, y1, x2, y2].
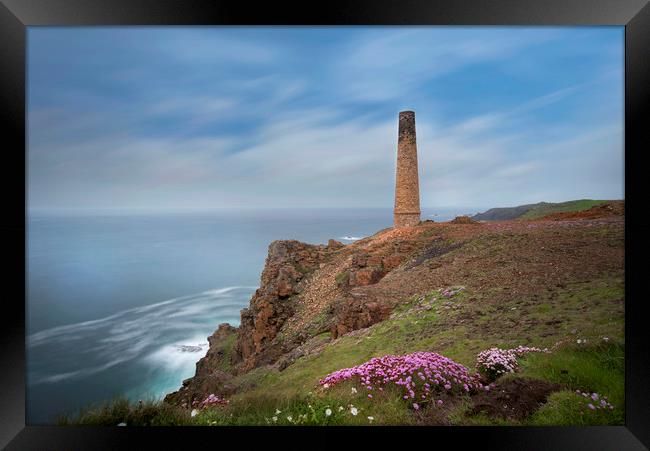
[194, 382, 410, 425]
[520, 199, 608, 219]
[335, 271, 349, 287]
[57, 397, 193, 426]
[444, 340, 624, 426]
[527, 390, 622, 425]
[217, 334, 237, 373]
[61, 384, 411, 426]
[62, 339, 624, 426]
[516, 340, 624, 408]
[234, 291, 455, 400]
[226, 276, 623, 401]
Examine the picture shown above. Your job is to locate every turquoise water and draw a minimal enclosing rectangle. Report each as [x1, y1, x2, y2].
[26, 207, 478, 424]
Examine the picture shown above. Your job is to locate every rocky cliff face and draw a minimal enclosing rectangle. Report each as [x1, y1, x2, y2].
[165, 226, 432, 407]
[232, 239, 337, 372]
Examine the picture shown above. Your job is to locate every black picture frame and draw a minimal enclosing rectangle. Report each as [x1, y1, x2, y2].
[1, 0, 648, 449]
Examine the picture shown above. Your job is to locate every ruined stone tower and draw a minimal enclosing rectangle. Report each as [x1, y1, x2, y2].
[393, 111, 421, 228]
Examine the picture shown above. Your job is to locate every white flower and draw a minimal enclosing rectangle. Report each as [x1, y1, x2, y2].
[338, 406, 344, 411]
[350, 407, 358, 416]
[275, 409, 281, 415]
[603, 337, 609, 341]
[272, 416, 278, 422]
[367, 416, 374, 423]
[287, 416, 293, 422]
[190, 409, 198, 418]
[351, 387, 358, 394]
[325, 408, 332, 417]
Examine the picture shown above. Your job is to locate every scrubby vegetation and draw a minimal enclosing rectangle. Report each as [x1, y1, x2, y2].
[61, 338, 623, 426]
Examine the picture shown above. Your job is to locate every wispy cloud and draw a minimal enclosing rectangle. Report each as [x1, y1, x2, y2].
[335, 28, 562, 102]
[27, 27, 624, 211]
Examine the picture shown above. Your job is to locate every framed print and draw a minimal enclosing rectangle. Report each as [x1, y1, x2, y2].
[1, 0, 649, 449]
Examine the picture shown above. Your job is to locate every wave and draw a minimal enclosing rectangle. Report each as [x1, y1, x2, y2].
[201, 286, 258, 296]
[27, 286, 256, 385]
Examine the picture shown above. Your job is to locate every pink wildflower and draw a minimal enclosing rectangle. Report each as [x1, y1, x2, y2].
[319, 351, 481, 406]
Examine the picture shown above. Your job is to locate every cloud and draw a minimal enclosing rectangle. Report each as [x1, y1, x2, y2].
[335, 28, 562, 102]
[27, 27, 624, 211]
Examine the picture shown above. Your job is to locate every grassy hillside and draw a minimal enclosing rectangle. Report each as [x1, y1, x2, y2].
[62, 279, 623, 426]
[520, 199, 609, 219]
[471, 202, 542, 221]
[473, 199, 610, 221]
[62, 212, 624, 426]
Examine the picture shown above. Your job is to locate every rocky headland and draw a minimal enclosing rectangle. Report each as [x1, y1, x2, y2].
[164, 201, 625, 414]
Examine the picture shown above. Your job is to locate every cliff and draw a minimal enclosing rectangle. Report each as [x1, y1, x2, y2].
[165, 205, 624, 412]
[165, 226, 429, 405]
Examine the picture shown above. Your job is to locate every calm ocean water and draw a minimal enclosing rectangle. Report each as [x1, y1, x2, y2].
[26, 207, 480, 424]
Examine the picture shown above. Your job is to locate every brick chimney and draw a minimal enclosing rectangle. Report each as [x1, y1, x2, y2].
[393, 111, 421, 228]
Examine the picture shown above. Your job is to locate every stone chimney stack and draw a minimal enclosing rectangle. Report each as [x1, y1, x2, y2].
[393, 111, 421, 228]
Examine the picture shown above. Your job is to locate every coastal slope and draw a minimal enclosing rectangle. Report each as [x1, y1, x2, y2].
[164, 201, 624, 426]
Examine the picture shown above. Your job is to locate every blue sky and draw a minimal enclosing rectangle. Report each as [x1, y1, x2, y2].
[28, 27, 624, 211]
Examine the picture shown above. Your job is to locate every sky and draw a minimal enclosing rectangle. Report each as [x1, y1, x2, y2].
[27, 27, 624, 212]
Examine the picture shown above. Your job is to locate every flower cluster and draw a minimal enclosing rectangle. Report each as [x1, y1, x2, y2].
[320, 351, 483, 407]
[441, 286, 465, 298]
[476, 345, 549, 382]
[576, 390, 614, 411]
[198, 393, 229, 409]
[264, 404, 373, 425]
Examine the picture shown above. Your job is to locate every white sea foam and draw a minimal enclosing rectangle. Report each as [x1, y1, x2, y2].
[201, 286, 258, 296]
[28, 286, 256, 385]
[146, 334, 212, 372]
[340, 236, 364, 241]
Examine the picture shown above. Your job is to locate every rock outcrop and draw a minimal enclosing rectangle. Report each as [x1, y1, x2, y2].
[164, 323, 238, 407]
[166, 222, 456, 406]
[232, 240, 333, 372]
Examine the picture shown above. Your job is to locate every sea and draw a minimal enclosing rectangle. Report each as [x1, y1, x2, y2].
[26, 207, 481, 424]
